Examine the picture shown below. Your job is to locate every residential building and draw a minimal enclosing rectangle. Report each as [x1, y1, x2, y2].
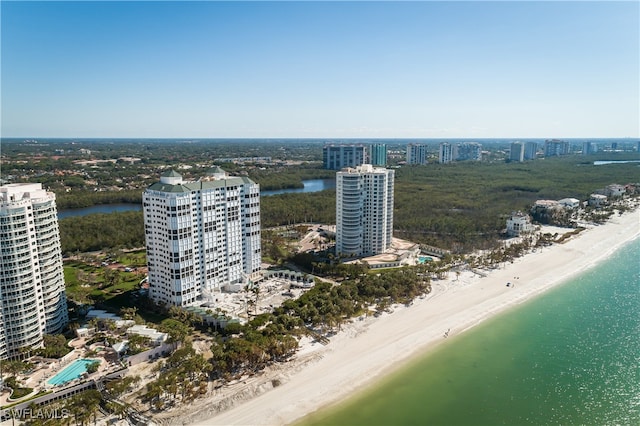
[0, 183, 68, 359]
[558, 198, 580, 209]
[589, 194, 607, 208]
[523, 141, 538, 160]
[604, 184, 625, 198]
[323, 144, 366, 170]
[406, 143, 428, 165]
[439, 143, 455, 164]
[439, 142, 482, 163]
[456, 142, 483, 161]
[510, 142, 525, 162]
[544, 139, 570, 157]
[369, 144, 387, 166]
[582, 141, 597, 155]
[510, 141, 537, 162]
[506, 211, 535, 237]
[143, 168, 261, 307]
[336, 164, 394, 257]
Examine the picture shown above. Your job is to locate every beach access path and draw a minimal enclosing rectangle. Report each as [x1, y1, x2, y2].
[178, 208, 639, 426]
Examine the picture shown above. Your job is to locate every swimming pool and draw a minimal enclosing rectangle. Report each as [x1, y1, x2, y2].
[47, 358, 99, 386]
[418, 256, 433, 264]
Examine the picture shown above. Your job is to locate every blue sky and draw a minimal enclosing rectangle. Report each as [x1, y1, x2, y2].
[1, 1, 638, 138]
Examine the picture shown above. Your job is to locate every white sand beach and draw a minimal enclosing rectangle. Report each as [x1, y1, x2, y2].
[181, 208, 639, 426]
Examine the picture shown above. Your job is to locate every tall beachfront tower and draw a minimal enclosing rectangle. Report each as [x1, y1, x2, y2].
[336, 164, 394, 257]
[369, 144, 387, 166]
[323, 144, 366, 170]
[406, 143, 428, 165]
[0, 183, 68, 360]
[143, 168, 261, 307]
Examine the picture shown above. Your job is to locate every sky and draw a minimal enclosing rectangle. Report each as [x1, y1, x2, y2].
[1, 1, 639, 139]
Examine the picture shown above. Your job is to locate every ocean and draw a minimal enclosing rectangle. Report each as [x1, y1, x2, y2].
[301, 237, 640, 426]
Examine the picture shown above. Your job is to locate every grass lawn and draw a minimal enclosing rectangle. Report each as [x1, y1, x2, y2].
[64, 256, 169, 325]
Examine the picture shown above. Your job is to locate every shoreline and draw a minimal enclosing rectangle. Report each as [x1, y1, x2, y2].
[176, 208, 639, 426]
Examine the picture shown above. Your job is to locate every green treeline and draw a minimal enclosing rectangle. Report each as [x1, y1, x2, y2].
[56, 189, 142, 209]
[248, 167, 334, 190]
[59, 211, 145, 254]
[57, 155, 640, 255]
[393, 157, 639, 250]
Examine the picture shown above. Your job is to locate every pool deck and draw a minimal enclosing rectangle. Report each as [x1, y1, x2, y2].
[0, 338, 113, 408]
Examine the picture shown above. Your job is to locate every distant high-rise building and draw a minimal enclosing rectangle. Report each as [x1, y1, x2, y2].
[406, 143, 428, 165]
[143, 168, 261, 307]
[523, 141, 538, 160]
[439, 143, 455, 164]
[544, 139, 570, 157]
[370, 144, 387, 166]
[1, 183, 68, 359]
[582, 141, 598, 155]
[510, 142, 525, 162]
[336, 164, 394, 257]
[323, 144, 366, 170]
[510, 141, 537, 161]
[439, 142, 482, 163]
[611, 142, 618, 150]
[637, 141, 640, 152]
[456, 142, 483, 161]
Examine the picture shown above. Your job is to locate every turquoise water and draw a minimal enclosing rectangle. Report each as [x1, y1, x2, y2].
[302, 238, 640, 426]
[47, 359, 98, 386]
[418, 256, 433, 263]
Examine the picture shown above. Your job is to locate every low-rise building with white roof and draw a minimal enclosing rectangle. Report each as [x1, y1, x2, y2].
[558, 198, 580, 209]
[126, 325, 168, 345]
[589, 193, 607, 208]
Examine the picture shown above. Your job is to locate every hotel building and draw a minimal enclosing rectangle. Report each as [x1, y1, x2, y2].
[0, 183, 68, 359]
[406, 143, 428, 165]
[143, 168, 261, 307]
[336, 164, 394, 257]
[323, 144, 366, 170]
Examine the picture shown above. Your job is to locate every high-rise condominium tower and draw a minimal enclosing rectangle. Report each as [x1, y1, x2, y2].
[143, 168, 261, 307]
[544, 139, 570, 157]
[406, 143, 428, 165]
[0, 183, 68, 359]
[439, 142, 482, 163]
[323, 144, 366, 170]
[336, 164, 394, 257]
[369, 144, 387, 166]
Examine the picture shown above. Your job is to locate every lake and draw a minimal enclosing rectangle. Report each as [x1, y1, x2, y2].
[57, 179, 335, 219]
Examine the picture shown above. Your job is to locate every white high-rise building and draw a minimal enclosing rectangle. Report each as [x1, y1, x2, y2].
[1, 183, 68, 359]
[336, 164, 394, 257]
[439, 143, 456, 164]
[406, 143, 428, 165]
[143, 168, 261, 307]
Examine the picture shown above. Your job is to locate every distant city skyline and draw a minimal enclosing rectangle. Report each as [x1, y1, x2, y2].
[2, 1, 638, 139]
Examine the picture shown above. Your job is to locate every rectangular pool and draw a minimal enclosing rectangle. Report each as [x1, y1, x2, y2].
[47, 358, 99, 386]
